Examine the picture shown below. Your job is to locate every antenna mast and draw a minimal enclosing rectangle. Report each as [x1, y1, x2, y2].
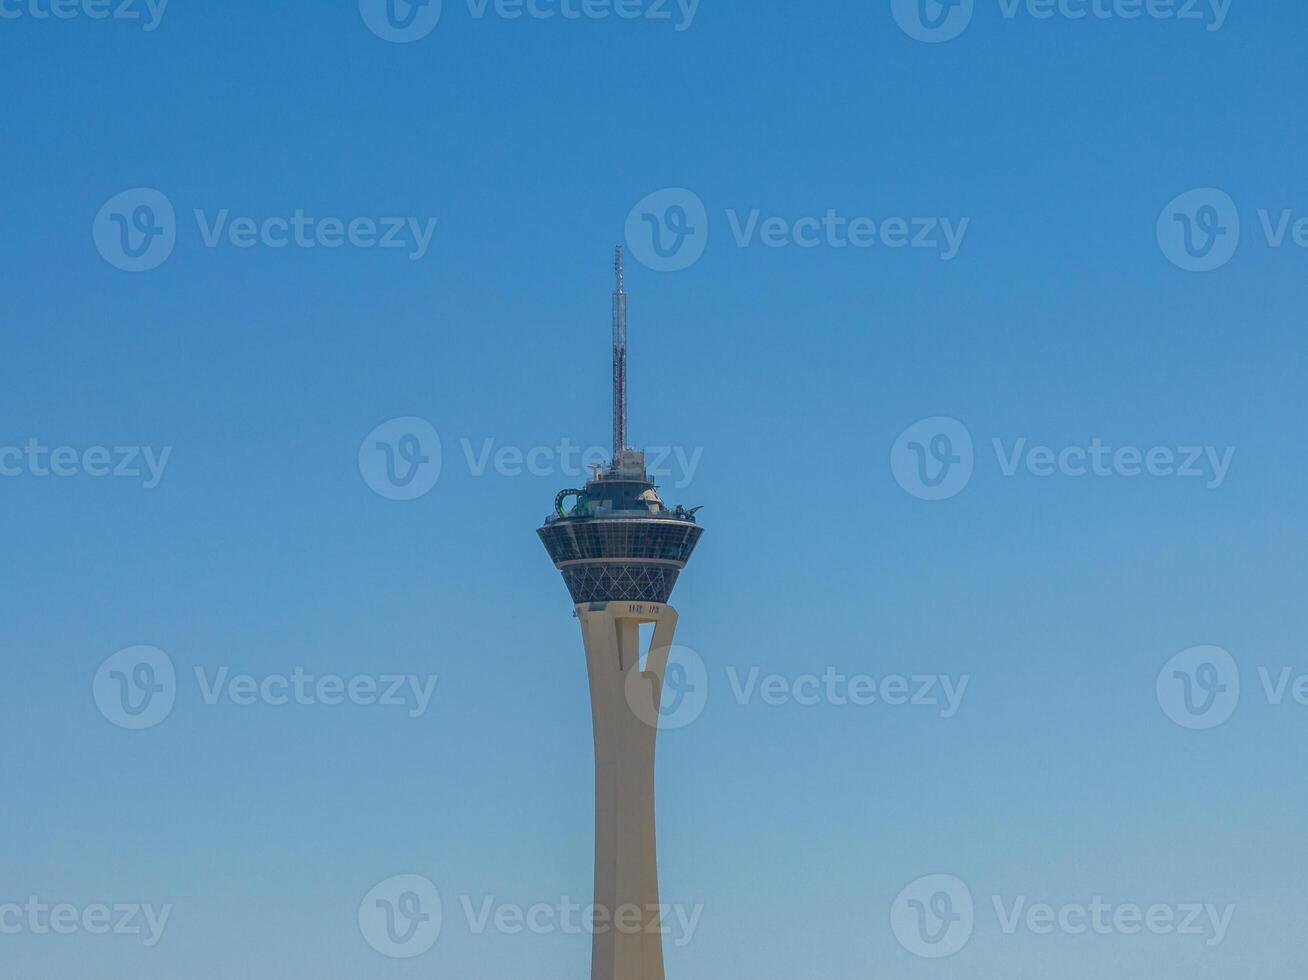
[612, 245, 628, 464]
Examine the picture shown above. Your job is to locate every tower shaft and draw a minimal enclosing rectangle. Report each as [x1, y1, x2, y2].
[612, 245, 628, 462]
[579, 600, 678, 980]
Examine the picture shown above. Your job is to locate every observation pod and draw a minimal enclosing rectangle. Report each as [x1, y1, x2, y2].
[538, 449, 703, 604]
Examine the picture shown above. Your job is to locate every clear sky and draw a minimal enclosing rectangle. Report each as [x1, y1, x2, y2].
[2, 1, 1306, 977]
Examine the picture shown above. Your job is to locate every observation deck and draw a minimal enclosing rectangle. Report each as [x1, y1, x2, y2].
[539, 450, 703, 604]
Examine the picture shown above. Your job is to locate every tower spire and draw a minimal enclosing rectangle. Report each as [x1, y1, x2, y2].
[612, 245, 628, 464]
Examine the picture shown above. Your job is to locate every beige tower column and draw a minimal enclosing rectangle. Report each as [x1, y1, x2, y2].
[577, 600, 679, 980]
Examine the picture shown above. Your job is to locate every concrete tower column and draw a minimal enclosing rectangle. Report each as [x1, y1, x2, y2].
[577, 600, 679, 980]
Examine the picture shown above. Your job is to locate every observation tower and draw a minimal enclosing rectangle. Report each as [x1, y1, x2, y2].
[538, 247, 703, 980]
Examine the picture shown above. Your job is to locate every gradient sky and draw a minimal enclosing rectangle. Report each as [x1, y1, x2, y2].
[2, 1, 1307, 977]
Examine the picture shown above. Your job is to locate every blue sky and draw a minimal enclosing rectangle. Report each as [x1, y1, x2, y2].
[2, 1, 1307, 977]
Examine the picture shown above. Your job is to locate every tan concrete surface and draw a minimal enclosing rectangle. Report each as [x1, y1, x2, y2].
[577, 601, 679, 980]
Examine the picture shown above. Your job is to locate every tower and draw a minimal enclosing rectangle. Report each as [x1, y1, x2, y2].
[538, 247, 703, 980]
